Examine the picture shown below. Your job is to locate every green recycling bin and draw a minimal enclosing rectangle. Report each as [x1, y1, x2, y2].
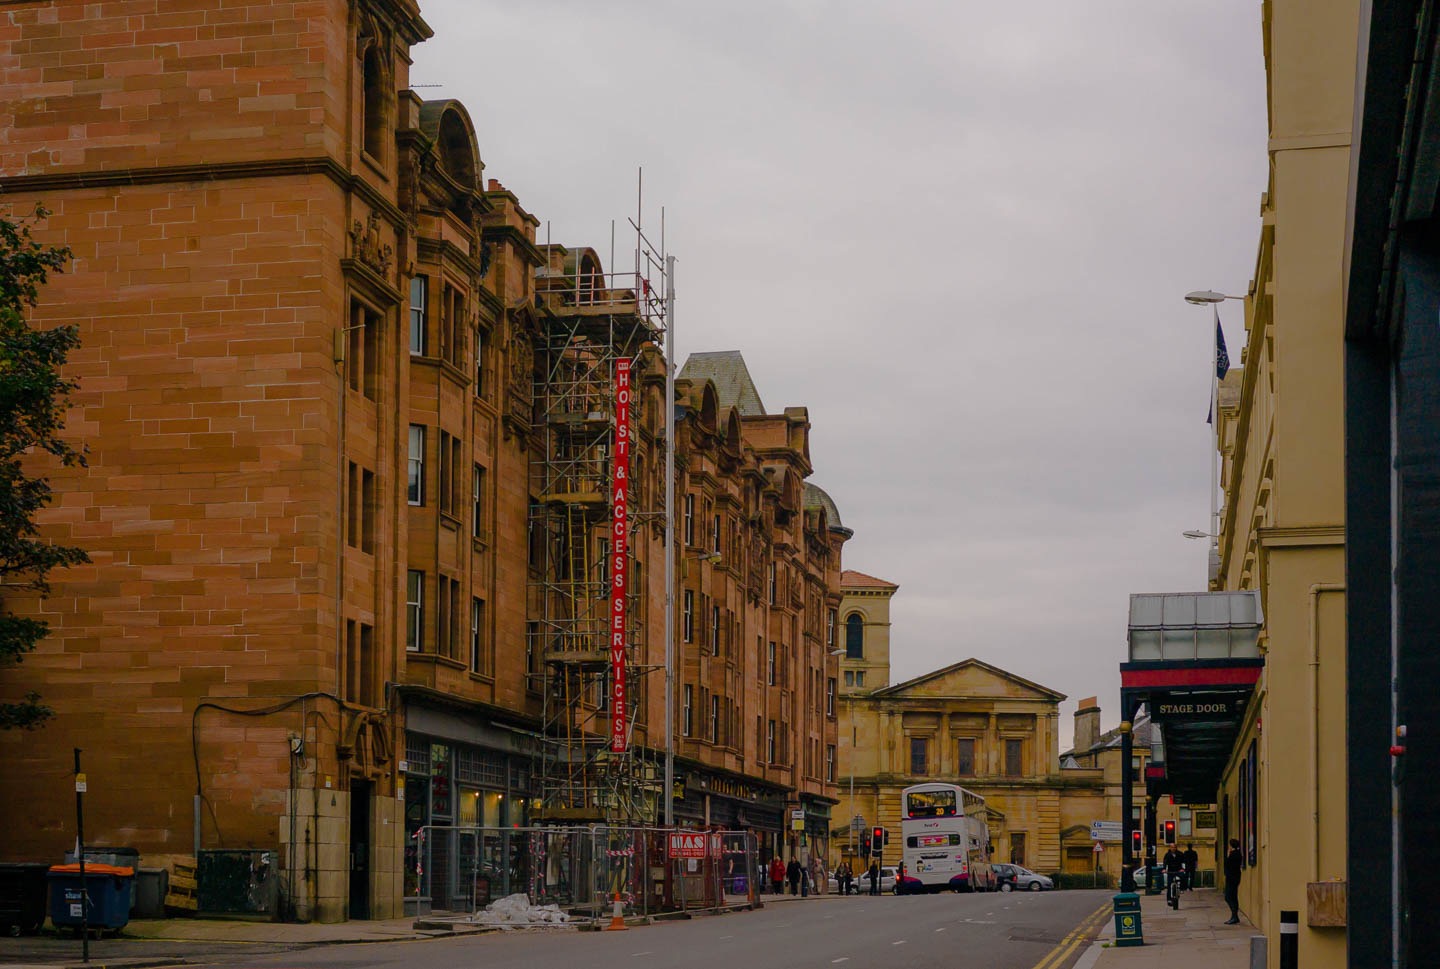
[1112, 891, 1143, 947]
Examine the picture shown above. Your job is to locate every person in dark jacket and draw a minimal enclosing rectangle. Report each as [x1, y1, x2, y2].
[786, 858, 802, 895]
[1223, 839, 1243, 924]
[867, 861, 879, 895]
[1183, 844, 1199, 891]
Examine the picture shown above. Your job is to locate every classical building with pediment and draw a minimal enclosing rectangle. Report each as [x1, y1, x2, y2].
[834, 570, 1106, 876]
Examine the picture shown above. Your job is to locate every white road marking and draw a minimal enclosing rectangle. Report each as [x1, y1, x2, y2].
[892, 939, 907, 945]
[719, 935, 733, 940]
[632, 952, 652, 957]
[832, 958, 850, 964]
[935, 927, 947, 932]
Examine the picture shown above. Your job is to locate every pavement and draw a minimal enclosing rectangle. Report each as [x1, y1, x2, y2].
[1076, 887, 1259, 969]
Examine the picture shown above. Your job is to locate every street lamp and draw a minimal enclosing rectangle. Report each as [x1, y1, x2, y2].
[1181, 530, 1215, 540]
[1183, 288, 1244, 570]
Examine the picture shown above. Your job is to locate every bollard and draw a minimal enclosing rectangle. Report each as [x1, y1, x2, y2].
[1250, 934, 1267, 969]
[1279, 910, 1298, 969]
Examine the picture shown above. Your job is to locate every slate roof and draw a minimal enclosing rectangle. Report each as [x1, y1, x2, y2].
[803, 483, 847, 532]
[680, 351, 766, 417]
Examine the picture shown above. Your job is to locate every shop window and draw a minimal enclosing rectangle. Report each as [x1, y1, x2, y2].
[956, 738, 976, 776]
[845, 613, 864, 659]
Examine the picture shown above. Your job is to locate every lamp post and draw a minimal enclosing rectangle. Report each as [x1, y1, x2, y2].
[1183, 290, 1243, 570]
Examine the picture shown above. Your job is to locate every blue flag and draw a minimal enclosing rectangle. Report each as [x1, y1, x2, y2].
[1215, 311, 1230, 379]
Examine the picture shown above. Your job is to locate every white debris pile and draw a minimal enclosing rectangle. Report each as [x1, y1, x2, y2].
[471, 893, 572, 928]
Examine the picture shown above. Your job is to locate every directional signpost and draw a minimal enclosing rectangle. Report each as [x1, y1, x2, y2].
[1090, 820, 1124, 842]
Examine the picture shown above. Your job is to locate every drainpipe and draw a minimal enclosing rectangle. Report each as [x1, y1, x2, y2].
[1307, 582, 1344, 882]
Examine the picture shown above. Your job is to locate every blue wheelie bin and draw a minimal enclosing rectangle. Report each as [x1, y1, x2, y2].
[47, 863, 134, 936]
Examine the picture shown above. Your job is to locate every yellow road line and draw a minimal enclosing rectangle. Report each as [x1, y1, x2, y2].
[1030, 903, 1110, 969]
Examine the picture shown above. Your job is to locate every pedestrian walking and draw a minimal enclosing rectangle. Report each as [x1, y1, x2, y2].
[769, 856, 785, 895]
[837, 861, 852, 896]
[1183, 843, 1199, 891]
[787, 858, 802, 896]
[867, 861, 879, 896]
[1223, 839, 1243, 924]
[800, 862, 810, 897]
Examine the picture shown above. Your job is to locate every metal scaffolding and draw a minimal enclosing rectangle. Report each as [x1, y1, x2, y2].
[528, 213, 670, 825]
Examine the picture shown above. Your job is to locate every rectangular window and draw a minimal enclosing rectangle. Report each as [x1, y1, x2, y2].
[1179, 807, 1192, 838]
[683, 494, 695, 545]
[438, 432, 456, 515]
[826, 677, 836, 716]
[346, 462, 360, 549]
[710, 606, 721, 655]
[910, 737, 929, 775]
[472, 465, 486, 540]
[473, 601, 487, 672]
[1010, 832, 1026, 866]
[855, 671, 865, 687]
[827, 609, 836, 649]
[712, 514, 721, 554]
[767, 641, 776, 686]
[437, 576, 460, 660]
[682, 685, 693, 737]
[768, 562, 777, 604]
[525, 621, 540, 691]
[844, 670, 854, 687]
[409, 276, 427, 354]
[767, 720, 776, 763]
[407, 425, 426, 505]
[440, 282, 466, 368]
[682, 590, 694, 642]
[826, 744, 836, 782]
[710, 695, 720, 744]
[406, 570, 424, 651]
[474, 326, 485, 396]
[347, 301, 380, 400]
[527, 498, 544, 570]
[957, 738, 976, 776]
[1005, 739, 1024, 777]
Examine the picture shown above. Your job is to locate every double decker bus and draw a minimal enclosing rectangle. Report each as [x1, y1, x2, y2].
[897, 783, 995, 894]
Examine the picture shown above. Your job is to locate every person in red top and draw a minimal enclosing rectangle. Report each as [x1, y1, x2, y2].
[769, 856, 786, 895]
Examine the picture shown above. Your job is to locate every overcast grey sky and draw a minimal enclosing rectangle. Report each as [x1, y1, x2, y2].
[414, 1, 1268, 748]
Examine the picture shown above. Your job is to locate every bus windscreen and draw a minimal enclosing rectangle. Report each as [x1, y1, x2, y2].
[905, 788, 957, 818]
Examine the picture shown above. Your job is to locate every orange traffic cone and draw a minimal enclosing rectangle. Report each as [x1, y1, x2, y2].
[606, 892, 628, 931]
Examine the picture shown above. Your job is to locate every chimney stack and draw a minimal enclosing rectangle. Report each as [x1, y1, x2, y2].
[1074, 696, 1101, 753]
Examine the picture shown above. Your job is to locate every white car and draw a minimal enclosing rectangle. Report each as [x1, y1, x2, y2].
[828, 865, 897, 893]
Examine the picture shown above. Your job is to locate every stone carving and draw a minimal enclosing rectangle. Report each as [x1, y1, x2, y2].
[350, 211, 393, 276]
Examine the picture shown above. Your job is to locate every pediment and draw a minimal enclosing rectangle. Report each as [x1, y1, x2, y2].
[875, 658, 1064, 703]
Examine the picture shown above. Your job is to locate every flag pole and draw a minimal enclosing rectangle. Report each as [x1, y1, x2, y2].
[1210, 307, 1221, 572]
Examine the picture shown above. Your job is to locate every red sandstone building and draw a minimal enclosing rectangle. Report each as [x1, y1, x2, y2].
[0, 0, 846, 921]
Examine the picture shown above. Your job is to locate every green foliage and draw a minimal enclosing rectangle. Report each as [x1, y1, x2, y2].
[0, 206, 88, 730]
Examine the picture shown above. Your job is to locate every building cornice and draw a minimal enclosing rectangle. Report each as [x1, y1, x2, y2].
[1256, 524, 1345, 548]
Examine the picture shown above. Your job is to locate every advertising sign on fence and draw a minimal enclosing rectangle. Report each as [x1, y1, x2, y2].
[668, 832, 707, 859]
[609, 359, 633, 753]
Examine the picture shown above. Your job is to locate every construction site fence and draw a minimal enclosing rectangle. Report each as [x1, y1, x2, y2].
[413, 825, 759, 921]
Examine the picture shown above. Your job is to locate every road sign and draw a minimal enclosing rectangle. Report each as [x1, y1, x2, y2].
[1090, 820, 1124, 841]
[1094, 842, 1104, 853]
[850, 815, 864, 833]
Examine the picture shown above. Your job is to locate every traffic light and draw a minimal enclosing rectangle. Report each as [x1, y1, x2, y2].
[872, 826, 886, 852]
[1130, 828, 1142, 854]
[861, 830, 871, 857]
[1163, 820, 1176, 845]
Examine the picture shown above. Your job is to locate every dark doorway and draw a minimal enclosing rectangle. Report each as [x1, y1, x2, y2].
[349, 780, 372, 920]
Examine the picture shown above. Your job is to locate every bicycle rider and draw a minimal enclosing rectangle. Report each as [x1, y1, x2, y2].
[1162, 845, 1186, 905]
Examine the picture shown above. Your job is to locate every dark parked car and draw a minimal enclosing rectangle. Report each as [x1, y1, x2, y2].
[992, 863, 1054, 892]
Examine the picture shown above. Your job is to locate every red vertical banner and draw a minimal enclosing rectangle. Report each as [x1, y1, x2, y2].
[609, 359, 632, 753]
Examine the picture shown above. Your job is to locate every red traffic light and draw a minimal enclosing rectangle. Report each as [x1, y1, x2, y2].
[872, 826, 885, 849]
[1130, 829, 1142, 852]
[1163, 820, 1177, 844]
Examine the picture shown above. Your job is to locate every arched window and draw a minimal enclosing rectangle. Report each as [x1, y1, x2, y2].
[845, 613, 864, 660]
[362, 44, 386, 159]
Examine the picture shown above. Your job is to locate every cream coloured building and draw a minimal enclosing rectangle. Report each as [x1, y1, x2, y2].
[833, 570, 1105, 876]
